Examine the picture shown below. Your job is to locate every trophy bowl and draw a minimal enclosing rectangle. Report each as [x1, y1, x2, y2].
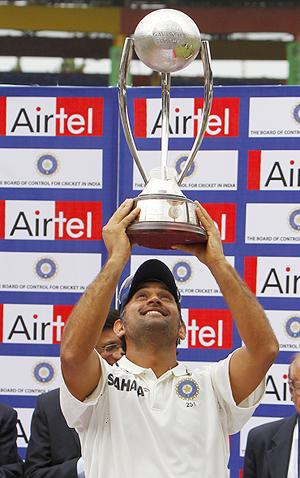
[126, 167, 207, 249]
[127, 195, 207, 249]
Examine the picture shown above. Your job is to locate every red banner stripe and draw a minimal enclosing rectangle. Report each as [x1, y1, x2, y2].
[0, 304, 3, 342]
[134, 98, 147, 137]
[248, 150, 261, 190]
[0, 97, 6, 135]
[244, 256, 258, 293]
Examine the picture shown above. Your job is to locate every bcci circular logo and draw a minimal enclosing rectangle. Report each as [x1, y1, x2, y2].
[176, 378, 200, 401]
[173, 261, 192, 283]
[293, 104, 300, 124]
[35, 258, 57, 279]
[175, 155, 195, 178]
[288, 209, 300, 231]
[33, 362, 55, 383]
[36, 154, 58, 176]
[285, 316, 300, 338]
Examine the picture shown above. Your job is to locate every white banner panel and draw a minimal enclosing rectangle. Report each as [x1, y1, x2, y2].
[246, 203, 300, 243]
[267, 310, 300, 352]
[133, 150, 238, 191]
[249, 97, 300, 137]
[0, 356, 62, 395]
[0, 252, 101, 292]
[0, 148, 103, 189]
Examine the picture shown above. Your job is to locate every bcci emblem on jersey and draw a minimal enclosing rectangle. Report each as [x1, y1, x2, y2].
[176, 377, 200, 401]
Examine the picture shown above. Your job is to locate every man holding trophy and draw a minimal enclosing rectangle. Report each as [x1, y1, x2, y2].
[60, 9, 278, 478]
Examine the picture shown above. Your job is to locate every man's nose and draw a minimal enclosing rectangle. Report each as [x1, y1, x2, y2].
[146, 294, 162, 303]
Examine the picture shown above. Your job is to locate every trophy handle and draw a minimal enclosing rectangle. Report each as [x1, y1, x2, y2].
[118, 37, 148, 185]
[177, 40, 213, 186]
[161, 72, 171, 181]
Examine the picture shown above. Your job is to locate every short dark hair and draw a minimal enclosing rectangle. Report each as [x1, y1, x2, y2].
[103, 309, 120, 330]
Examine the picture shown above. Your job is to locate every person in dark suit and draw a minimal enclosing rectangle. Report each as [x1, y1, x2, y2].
[24, 309, 124, 478]
[0, 402, 23, 478]
[243, 353, 300, 478]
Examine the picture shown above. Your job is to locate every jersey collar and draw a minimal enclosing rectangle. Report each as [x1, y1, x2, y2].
[117, 355, 192, 377]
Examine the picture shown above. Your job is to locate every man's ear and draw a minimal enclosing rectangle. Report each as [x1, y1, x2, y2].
[178, 319, 186, 340]
[113, 319, 125, 338]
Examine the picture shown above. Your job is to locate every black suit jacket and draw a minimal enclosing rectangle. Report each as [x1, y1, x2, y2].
[0, 402, 23, 478]
[24, 388, 81, 478]
[243, 414, 298, 478]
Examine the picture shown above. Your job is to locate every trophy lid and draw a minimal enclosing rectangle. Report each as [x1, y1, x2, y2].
[133, 9, 201, 74]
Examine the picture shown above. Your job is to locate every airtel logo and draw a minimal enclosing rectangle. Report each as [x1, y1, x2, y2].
[182, 309, 232, 349]
[0, 96, 103, 136]
[1, 200, 102, 240]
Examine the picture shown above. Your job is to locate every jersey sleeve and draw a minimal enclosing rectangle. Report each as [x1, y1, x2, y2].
[59, 352, 109, 433]
[210, 352, 265, 435]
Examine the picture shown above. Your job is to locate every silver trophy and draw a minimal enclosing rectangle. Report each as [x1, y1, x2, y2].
[118, 8, 213, 249]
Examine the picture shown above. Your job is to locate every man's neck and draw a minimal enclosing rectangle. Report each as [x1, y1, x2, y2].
[126, 345, 178, 378]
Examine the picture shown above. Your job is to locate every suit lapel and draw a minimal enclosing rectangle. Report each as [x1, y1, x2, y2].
[71, 427, 81, 450]
[267, 414, 298, 478]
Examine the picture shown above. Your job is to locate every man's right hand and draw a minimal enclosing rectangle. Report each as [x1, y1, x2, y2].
[172, 201, 225, 268]
[103, 199, 140, 264]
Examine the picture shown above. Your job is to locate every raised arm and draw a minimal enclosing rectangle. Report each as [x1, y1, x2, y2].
[174, 201, 279, 405]
[60, 199, 139, 401]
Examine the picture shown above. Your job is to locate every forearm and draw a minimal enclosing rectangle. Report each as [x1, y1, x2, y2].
[208, 258, 278, 354]
[61, 255, 125, 364]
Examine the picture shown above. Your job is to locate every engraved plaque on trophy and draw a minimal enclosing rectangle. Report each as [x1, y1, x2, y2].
[118, 8, 213, 249]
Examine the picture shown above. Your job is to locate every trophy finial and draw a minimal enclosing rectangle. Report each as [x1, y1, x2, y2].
[133, 9, 201, 74]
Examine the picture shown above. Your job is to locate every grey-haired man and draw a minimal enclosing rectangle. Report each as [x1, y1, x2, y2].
[60, 199, 278, 478]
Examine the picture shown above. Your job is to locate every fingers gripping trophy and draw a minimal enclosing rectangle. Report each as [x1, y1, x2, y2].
[118, 9, 213, 249]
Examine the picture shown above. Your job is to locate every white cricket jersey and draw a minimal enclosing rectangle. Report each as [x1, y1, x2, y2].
[60, 353, 264, 478]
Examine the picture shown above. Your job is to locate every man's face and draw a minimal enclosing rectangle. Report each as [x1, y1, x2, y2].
[120, 281, 185, 344]
[289, 359, 300, 414]
[95, 328, 124, 366]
